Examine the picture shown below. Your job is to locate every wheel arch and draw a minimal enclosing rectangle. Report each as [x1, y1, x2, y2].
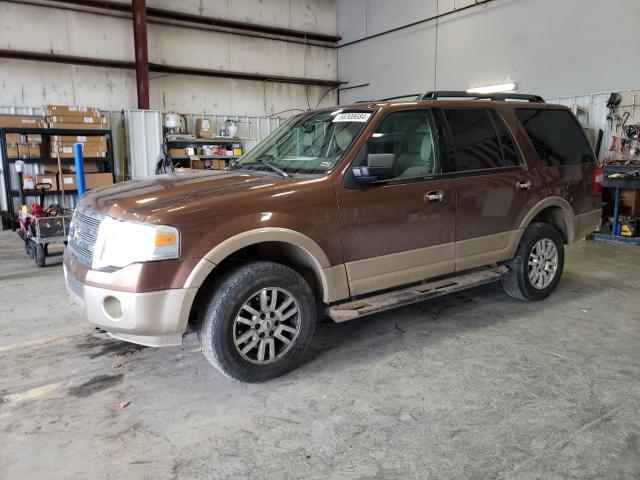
[184, 228, 349, 306]
[518, 197, 576, 244]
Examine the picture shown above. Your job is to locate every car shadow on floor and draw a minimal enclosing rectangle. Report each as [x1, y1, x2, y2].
[301, 271, 602, 375]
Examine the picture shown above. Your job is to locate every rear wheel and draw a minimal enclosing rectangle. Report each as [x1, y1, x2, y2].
[198, 261, 316, 383]
[34, 243, 46, 267]
[502, 222, 564, 301]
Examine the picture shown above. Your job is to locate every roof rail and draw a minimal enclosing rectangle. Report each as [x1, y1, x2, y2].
[418, 91, 545, 103]
[355, 93, 421, 103]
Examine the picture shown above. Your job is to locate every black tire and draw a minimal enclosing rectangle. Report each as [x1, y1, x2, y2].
[34, 243, 46, 267]
[502, 222, 564, 301]
[198, 261, 316, 383]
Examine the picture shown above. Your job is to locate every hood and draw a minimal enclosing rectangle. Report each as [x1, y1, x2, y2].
[78, 170, 293, 222]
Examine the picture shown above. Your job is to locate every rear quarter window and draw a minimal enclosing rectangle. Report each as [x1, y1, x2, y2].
[516, 109, 595, 166]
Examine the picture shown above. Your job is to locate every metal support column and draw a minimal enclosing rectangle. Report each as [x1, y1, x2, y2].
[132, 0, 150, 109]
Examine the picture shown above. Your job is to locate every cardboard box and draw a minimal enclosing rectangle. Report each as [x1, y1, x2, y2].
[48, 122, 108, 130]
[51, 135, 107, 145]
[59, 173, 78, 190]
[27, 134, 42, 143]
[50, 145, 107, 158]
[45, 105, 101, 117]
[28, 143, 42, 158]
[35, 174, 58, 190]
[6, 133, 22, 143]
[75, 161, 101, 173]
[0, 115, 46, 128]
[621, 189, 640, 217]
[169, 148, 186, 157]
[43, 161, 101, 175]
[195, 118, 213, 138]
[49, 115, 106, 124]
[17, 143, 30, 159]
[189, 157, 204, 169]
[212, 159, 227, 170]
[22, 174, 35, 190]
[52, 140, 107, 149]
[85, 173, 113, 189]
[6, 144, 19, 158]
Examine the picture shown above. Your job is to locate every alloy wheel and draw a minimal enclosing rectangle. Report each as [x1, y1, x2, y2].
[233, 287, 301, 364]
[528, 238, 558, 289]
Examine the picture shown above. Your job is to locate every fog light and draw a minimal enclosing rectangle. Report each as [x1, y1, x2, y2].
[103, 296, 123, 320]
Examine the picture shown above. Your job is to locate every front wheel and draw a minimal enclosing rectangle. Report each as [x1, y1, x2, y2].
[198, 261, 316, 383]
[502, 222, 564, 301]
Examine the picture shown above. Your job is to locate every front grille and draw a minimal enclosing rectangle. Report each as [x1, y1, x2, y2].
[68, 207, 104, 268]
[67, 271, 85, 300]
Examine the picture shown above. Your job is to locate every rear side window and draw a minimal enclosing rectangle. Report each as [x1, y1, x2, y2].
[516, 109, 595, 165]
[443, 108, 519, 172]
[489, 110, 520, 167]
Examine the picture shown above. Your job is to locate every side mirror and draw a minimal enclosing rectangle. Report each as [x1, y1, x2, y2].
[352, 153, 395, 184]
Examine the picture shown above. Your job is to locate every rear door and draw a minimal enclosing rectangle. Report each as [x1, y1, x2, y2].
[514, 108, 600, 221]
[437, 107, 532, 271]
[336, 108, 456, 296]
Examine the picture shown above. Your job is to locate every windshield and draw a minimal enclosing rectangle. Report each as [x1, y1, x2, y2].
[236, 109, 373, 175]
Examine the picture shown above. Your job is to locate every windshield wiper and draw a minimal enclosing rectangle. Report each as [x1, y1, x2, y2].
[255, 158, 289, 178]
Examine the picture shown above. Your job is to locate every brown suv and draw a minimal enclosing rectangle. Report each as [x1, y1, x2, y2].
[64, 91, 601, 382]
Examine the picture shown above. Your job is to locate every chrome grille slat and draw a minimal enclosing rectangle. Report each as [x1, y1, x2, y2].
[67, 272, 85, 300]
[68, 207, 105, 268]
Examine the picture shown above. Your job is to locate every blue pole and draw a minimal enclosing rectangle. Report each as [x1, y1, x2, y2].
[612, 187, 620, 237]
[73, 143, 86, 197]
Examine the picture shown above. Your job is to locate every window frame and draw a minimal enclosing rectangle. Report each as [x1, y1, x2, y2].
[343, 107, 448, 189]
[436, 107, 527, 178]
[515, 107, 596, 167]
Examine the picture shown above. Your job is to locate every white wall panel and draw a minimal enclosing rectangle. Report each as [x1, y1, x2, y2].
[338, 24, 437, 103]
[338, 0, 640, 101]
[143, 0, 338, 36]
[149, 74, 336, 117]
[337, 0, 366, 44]
[0, 3, 134, 60]
[365, 0, 435, 36]
[0, 60, 138, 110]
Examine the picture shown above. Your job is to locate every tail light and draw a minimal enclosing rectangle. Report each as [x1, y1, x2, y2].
[592, 166, 603, 195]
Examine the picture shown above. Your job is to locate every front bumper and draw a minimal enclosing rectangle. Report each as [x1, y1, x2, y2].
[64, 264, 197, 347]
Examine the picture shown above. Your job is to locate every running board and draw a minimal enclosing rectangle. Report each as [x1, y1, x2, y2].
[328, 266, 507, 323]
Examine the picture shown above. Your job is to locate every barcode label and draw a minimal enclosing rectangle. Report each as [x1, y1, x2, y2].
[332, 112, 371, 123]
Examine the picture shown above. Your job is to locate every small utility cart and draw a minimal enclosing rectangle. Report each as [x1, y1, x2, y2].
[17, 183, 73, 267]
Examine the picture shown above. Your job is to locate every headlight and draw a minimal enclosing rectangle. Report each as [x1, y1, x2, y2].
[92, 217, 180, 269]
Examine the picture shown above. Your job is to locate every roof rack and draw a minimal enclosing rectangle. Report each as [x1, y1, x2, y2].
[355, 93, 421, 103]
[418, 91, 545, 103]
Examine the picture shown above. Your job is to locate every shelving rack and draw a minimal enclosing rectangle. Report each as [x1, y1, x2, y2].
[166, 136, 243, 168]
[0, 127, 114, 229]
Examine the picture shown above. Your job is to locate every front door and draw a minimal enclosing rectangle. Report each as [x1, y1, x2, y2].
[437, 107, 532, 271]
[336, 108, 456, 296]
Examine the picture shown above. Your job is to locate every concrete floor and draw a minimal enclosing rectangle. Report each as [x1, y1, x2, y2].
[1, 230, 639, 480]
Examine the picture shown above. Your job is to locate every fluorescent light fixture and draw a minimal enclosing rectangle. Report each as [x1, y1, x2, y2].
[467, 82, 517, 94]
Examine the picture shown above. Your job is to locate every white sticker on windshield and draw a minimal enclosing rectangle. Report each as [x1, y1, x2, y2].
[332, 112, 371, 123]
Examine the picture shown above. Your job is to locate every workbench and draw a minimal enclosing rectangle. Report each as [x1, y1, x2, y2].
[592, 164, 640, 245]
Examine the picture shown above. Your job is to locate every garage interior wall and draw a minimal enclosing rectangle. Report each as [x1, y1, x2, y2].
[0, 0, 338, 116]
[337, 0, 640, 103]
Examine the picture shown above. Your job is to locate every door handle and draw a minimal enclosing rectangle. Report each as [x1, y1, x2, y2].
[424, 190, 445, 203]
[516, 180, 532, 191]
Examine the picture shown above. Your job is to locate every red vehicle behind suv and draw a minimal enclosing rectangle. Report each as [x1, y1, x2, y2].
[64, 91, 602, 382]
